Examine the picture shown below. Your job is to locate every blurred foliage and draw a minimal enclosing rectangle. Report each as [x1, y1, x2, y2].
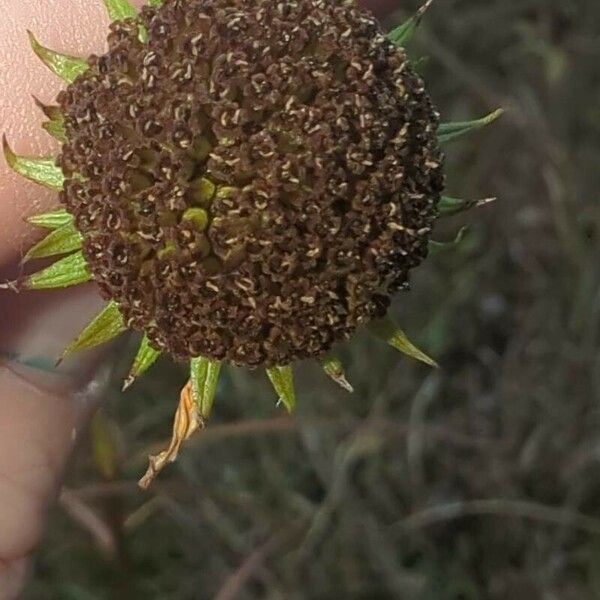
[23, 0, 600, 598]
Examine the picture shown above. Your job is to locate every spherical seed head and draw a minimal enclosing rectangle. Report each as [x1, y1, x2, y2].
[57, 0, 444, 368]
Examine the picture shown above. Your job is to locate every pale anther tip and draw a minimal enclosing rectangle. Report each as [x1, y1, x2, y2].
[0, 280, 19, 292]
[122, 376, 135, 392]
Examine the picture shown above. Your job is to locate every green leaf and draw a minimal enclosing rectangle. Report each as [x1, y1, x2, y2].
[91, 411, 117, 480]
[62, 301, 126, 360]
[320, 356, 354, 393]
[123, 335, 161, 390]
[438, 109, 504, 143]
[266, 366, 297, 413]
[429, 226, 469, 255]
[24, 251, 91, 290]
[23, 222, 82, 263]
[102, 0, 137, 21]
[438, 196, 496, 217]
[3, 136, 64, 191]
[369, 317, 438, 368]
[33, 98, 67, 143]
[28, 208, 73, 230]
[388, 0, 433, 48]
[148, 0, 163, 6]
[190, 357, 222, 420]
[28, 31, 88, 83]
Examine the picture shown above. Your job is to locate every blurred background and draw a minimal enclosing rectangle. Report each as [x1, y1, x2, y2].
[23, 0, 600, 598]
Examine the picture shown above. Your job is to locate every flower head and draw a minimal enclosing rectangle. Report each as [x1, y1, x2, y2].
[58, 0, 444, 367]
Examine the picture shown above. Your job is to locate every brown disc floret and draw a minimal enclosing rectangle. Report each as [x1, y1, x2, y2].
[57, 0, 445, 367]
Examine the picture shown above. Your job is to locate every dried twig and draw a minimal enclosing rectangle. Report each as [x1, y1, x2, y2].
[214, 524, 302, 600]
[59, 488, 116, 555]
[393, 498, 600, 536]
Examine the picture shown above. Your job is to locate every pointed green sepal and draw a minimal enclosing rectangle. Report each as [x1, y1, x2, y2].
[42, 119, 67, 143]
[411, 56, 429, 73]
[61, 301, 126, 360]
[24, 251, 91, 290]
[369, 317, 438, 368]
[266, 366, 297, 413]
[28, 31, 88, 83]
[438, 196, 496, 217]
[190, 357, 222, 420]
[320, 356, 354, 393]
[27, 208, 73, 230]
[33, 98, 67, 143]
[438, 109, 504, 143]
[123, 335, 161, 391]
[102, 0, 137, 21]
[429, 226, 469, 256]
[388, 0, 433, 48]
[3, 136, 64, 191]
[22, 222, 82, 263]
[101, 1, 147, 43]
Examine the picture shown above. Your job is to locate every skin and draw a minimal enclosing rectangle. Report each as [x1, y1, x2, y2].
[0, 0, 395, 596]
